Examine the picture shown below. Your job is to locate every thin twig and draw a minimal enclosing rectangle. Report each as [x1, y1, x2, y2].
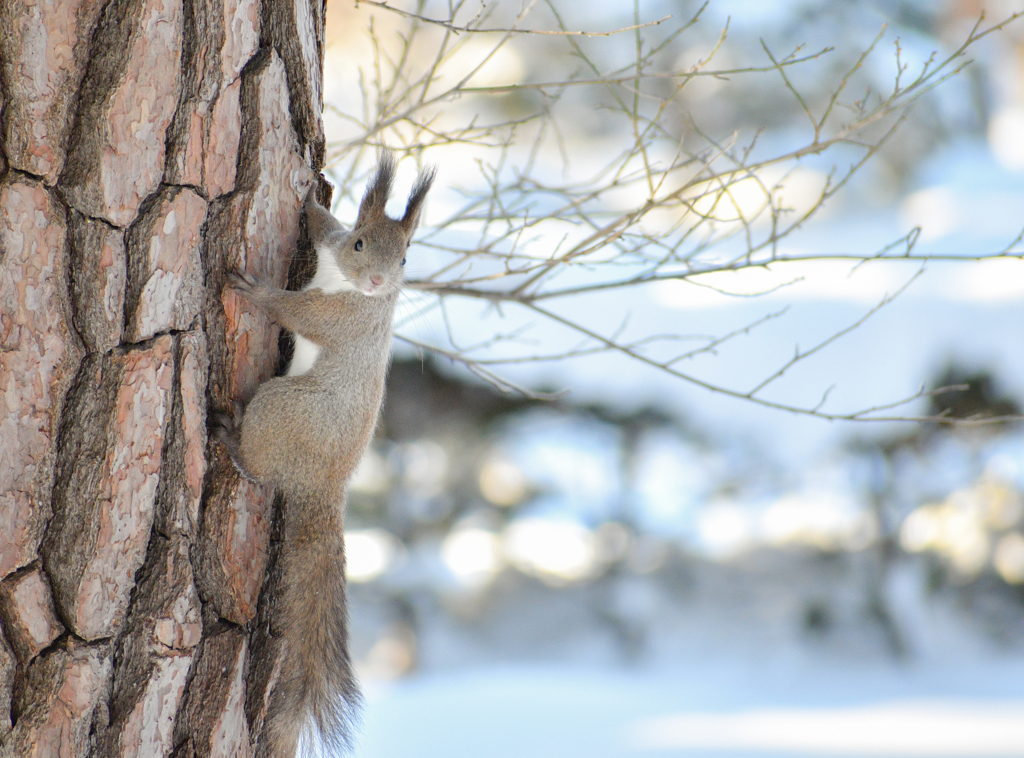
[356, 0, 671, 36]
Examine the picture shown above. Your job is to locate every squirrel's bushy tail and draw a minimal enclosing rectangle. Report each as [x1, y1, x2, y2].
[261, 490, 360, 757]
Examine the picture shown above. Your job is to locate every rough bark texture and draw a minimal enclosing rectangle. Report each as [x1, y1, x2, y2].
[0, 0, 326, 754]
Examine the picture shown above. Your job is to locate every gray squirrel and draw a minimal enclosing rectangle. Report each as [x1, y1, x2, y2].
[217, 151, 435, 757]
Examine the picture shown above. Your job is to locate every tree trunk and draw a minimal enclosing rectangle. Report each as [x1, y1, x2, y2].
[0, 0, 326, 755]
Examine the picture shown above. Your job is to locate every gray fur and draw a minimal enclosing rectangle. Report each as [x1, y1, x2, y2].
[218, 151, 435, 757]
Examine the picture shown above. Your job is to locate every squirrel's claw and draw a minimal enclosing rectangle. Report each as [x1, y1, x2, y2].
[225, 270, 261, 297]
[212, 401, 244, 439]
[212, 403, 261, 483]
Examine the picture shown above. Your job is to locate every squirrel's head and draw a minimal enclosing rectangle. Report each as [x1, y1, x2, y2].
[329, 150, 435, 297]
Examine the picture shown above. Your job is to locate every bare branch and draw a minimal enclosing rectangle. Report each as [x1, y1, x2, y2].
[355, 0, 671, 36]
[326, 2, 1024, 424]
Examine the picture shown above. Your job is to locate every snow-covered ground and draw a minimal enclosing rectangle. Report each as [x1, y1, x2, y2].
[351, 550, 1024, 758]
[356, 659, 1024, 758]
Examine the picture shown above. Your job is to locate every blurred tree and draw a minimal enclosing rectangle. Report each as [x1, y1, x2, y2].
[928, 365, 1022, 421]
[846, 359, 1023, 659]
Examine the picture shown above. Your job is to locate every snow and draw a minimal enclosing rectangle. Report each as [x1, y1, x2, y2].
[355, 657, 1024, 758]
[344, 527, 1024, 758]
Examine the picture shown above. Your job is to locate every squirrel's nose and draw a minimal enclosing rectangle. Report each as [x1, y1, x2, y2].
[370, 275, 384, 287]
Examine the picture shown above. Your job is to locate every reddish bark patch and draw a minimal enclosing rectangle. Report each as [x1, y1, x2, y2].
[173, 625, 253, 758]
[0, 625, 14, 738]
[194, 474, 273, 625]
[125, 187, 208, 342]
[98, 535, 200, 758]
[61, 0, 184, 227]
[5, 640, 112, 758]
[70, 213, 127, 354]
[205, 77, 244, 197]
[0, 567, 65, 663]
[165, 0, 258, 197]
[0, 0, 105, 182]
[113, 655, 192, 758]
[0, 178, 81, 579]
[264, 0, 326, 166]
[155, 331, 209, 539]
[43, 335, 175, 641]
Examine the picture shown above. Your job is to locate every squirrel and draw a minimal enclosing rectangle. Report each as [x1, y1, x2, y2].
[216, 150, 435, 757]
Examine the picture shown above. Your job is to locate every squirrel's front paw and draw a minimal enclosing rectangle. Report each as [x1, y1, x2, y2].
[225, 270, 266, 300]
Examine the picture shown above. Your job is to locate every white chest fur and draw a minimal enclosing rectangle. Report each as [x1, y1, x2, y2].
[286, 244, 359, 377]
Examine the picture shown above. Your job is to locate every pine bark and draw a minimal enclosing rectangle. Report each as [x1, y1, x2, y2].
[0, 0, 326, 755]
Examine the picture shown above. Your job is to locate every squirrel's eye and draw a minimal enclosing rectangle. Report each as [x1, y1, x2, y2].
[401, 257, 407, 266]
[354, 239, 363, 252]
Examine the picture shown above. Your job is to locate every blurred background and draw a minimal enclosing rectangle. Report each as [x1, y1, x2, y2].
[315, 1, 1024, 755]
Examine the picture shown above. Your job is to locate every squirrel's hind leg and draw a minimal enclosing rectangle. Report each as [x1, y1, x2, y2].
[213, 402, 262, 483]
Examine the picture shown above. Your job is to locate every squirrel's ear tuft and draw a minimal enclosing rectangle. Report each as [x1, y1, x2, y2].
[401, 164, 436, 235]
[356, 149, 396, 224]
[304, 183, 344, 243]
